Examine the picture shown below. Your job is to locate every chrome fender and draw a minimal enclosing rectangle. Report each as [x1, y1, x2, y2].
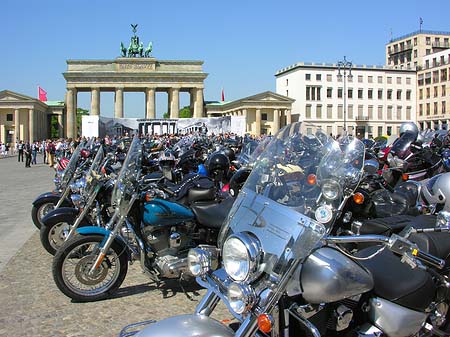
[135, 314, 234, 337]
[32, 192, 71, 207]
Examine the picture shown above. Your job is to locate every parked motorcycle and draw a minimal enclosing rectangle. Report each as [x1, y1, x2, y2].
[52, 136, 234, 302]
[31, 141, 90, 229]
[122, 123, 450, 337]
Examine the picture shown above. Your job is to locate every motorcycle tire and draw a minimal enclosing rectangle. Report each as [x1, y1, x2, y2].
[52, 234, 128, 302]
[31, 201, 56, 229]
[40, 216, 88, 255]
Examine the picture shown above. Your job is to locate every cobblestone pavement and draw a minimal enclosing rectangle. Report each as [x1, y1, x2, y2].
[0, 156, 231, 337]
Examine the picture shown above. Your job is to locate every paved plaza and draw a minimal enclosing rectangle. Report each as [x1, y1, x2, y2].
[0, 155, 231, 337]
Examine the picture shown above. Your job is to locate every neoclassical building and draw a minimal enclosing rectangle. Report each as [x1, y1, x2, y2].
[205, 91, 294, 135]
[0, 90, 64, 144]
[63, 57, 208, 138]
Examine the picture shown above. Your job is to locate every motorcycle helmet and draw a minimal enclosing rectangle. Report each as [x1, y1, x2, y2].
[158, 150, 176, 169]
[421, 173, 450, 212]
[399, 122, 419, 139]
[223, 147, 236, 162]
[229, 167, 251, 197]
[80, 149, 90, 159]
[207, 152, 230, 178]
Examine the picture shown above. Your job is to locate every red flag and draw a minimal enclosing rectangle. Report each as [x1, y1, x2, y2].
[221, 88, 225, 102]
[38, 86, 47, 101]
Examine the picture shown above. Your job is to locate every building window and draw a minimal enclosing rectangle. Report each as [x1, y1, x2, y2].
[286, 79, 288, 86]
[286, 90, 289, 97]
[419, 89, 423, 99]
[414, 37, 417, 46]
[327, 126, 333, 136]
[434, 102, 438, 115]
[358, 75, 363, 83]
[378, 126, 383, 136]
[396, 77, 402, 84]
[348, 104, 353, 119]
[327, 105, 332, 119]
[426, 103, 430, 115]
[306, 87, 310, 100]
[426, 88, 430, 98]
[387, 77, 392, 84]
[316, 74, 321, 81]
[378, 106, 383, 119]
[368, 76, 373, 83]
[368, 105, 373, 119]
[358, 105, 364, 119]
[387, 126, 392, 136]
[358, 89, 363, 99]
[434, 86, 438, 98]
[433, 71, 439, 83]
[406, 77, 411, 85]
[443, 101, 447, 114]
[327, 87, 332, 98]
[306, 127, 312, 135]
[306, 86, 321, 101]
[262, 113, 268, 121]
[441, 69, 448, 82]
[414, 50, 418, 58]
[406, 90, 411, 100]
[306, 74, 311, 80]
[387, 106, 393, 119]
[406, 106, 411, 120]
[419, 104, 423, 116]
[316, 105, 322, 119]
[387, 89, 392, 100]
[396, 90, 402, 100]
[397, 106, 402, 119]
[425, 60, 430, 69]
[378, 76, 383, 84]
[368, 89, 373, 99]
[6, 114, 13, 121]
[426, 49, 431, 55]
[338, 88, 343, 98]
[306, 105, 312, 118]
[426, 37, 431, 45]
[378, 89, 383, 99]
[327, 74, 332, 82]
[338, 105, 343, 119]
[348, 89, 353, 99]
[442, 85, 446, 96]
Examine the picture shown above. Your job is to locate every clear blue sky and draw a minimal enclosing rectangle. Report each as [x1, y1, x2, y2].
[1, 0, 449, 118]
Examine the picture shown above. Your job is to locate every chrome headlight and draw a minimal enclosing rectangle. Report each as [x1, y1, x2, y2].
[222, 233, 262, 282]
[321, 180, 340, 200]
[187, 246, 219, 277]
[227, 282, 255, 314]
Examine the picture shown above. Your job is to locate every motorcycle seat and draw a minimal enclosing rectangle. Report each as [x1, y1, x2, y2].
[191, 197, 234, 229]
[177, 187, 216, 205]
[356, 245, 436, 312]
[360, 215, 416, 236]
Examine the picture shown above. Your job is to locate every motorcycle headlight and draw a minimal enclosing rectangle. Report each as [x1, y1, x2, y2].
[187, 246, 219, 277]
[321, 180, 340, 200]
[70, 178, 87, 194]
[227, 282, 255, 314]
[222, 233, 262, 282]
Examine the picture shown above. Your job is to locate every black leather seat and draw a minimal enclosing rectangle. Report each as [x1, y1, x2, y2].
[355, 245, 436, 311]
[360, 215, 416, 236]
[191, 197, 235, 229]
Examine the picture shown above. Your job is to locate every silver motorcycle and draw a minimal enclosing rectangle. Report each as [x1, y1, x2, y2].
[121, 122, 450, 337]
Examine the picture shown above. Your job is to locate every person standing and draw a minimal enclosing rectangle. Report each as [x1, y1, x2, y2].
[17, 140, 24, 162]
[24, 141, 32, 167]
[47, 140, 55, 168]
[31, 141, 38, 165]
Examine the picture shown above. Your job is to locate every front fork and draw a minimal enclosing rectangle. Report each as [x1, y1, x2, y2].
[66, 188, 100, 242]
[89, 194, 137, 274]
[55, 185, 71, 208]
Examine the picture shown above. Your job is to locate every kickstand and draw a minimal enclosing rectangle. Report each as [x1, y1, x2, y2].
[179, 273, 197, 302]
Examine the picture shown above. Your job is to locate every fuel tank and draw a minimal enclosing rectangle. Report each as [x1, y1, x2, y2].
[143, 198, 195, 226]
[300, 247, 374, 303]
[135, 314, 234, 337]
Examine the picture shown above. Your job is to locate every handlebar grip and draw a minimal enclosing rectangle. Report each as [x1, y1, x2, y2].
[413, 249, 445, 270]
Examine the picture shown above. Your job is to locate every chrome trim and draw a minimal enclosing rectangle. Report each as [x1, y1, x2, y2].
[227, 282, 256, 314]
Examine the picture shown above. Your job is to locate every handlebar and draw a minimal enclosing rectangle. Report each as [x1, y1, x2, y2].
[326, 233, 445, 270]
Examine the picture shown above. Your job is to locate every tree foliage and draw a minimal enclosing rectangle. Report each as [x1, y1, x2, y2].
[163, 106, 191, 119]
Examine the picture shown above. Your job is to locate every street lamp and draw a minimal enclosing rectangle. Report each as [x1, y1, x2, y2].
[337, 56, 353, 134]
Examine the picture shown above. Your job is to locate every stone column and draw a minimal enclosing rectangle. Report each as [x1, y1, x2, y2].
[58, 114, 64, 138]
[193, 88, 204, 118]
[14, 109, 20, 141]
[286, 109, 292, 125]
[0, 124, 5, 144]
[170, 88, 180, 119]
[190, 89, 195, 116]
[242, 109, 248, 133]
[255, 108, 261, 135]
[114, 88, 124, 118]
[272, 109, 280, 134]
[91, 88, 100, 116]
[66, 88, 76, 139]
[146, 88, 155, 119]
[29, 109, 35, 142]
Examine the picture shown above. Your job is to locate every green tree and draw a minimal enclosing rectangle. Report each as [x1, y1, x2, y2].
[163, 112, 169, 118]
[179, 106, 191, 118]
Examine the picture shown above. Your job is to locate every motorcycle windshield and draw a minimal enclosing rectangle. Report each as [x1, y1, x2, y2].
[111, 136, 142, 213]
[60, 140, 86, 187]
[390, 131, 416, 158]
[84, 146, 105, 196]
[218, 122, 365, 277]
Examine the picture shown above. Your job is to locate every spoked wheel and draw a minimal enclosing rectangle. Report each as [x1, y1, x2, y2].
[40, 220, 72, 255]
[52, 234, 128, 302]
[31, 202, 55, 229]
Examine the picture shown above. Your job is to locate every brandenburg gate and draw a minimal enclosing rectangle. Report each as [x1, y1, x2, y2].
[63, 25, 207, 138]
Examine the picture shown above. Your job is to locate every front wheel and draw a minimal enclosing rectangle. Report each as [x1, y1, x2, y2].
[31, 202, 56, 229]
[52, 234, 128, 302]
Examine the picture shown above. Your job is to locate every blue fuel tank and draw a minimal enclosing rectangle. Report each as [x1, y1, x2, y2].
[143, 198, 195, 226]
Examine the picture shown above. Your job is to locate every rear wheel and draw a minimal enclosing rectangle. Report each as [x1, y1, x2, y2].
[31, 202, 56, 229]
[52, 234, 128, 302]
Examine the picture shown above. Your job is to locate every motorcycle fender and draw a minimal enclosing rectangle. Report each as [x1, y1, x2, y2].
[76, 226, 128, 251]
[32, 192, 71, 207]
[134, 314, 234, 337]
[41, 207, 81, 226]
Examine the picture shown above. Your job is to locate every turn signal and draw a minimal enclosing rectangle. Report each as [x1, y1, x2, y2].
[353, 192, 365, 205]
[307, 174, 317, 185]
[101, 166, 107, 175]
[145, 192, 153, 202]
[257, 314, 273, 333]
[402, 173, 409, 181]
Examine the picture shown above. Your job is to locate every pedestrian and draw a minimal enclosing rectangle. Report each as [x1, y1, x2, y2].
[40, 140, 47, 164]
[24, 141, 32, 167]
[17, 140, 24, 162]
[31, 141, 38, 165]
[47, 140, 56, 168]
